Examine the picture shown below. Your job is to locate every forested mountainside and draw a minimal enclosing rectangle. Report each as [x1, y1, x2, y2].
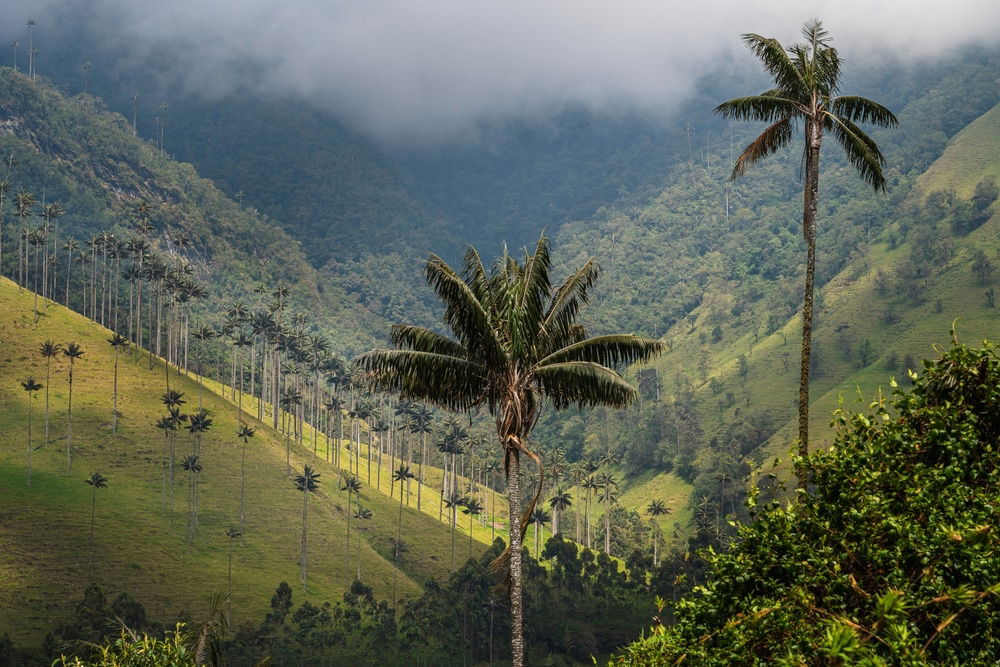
[546, 97, 1000, 550]
[0, 68, 385, 354]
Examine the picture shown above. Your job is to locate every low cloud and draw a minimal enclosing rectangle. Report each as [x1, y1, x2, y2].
[7, 0, 999, 141]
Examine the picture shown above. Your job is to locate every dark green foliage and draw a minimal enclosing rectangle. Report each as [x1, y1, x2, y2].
[618, 341, 1000, 664]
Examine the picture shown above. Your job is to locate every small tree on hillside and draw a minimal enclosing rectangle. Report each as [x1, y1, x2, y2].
[293, 466, 320, 589]
[21, 377, 42, 486]
[63, 342, 84, 473]
[39, 340, 61, 444]
[85, 472, 108, 571]
[107, 333, 128, 433]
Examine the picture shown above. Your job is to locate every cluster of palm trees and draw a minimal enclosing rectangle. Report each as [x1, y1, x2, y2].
[9, 19, 39, 81]
[19, 340, 86, 485]
[0, 180, 212, 385]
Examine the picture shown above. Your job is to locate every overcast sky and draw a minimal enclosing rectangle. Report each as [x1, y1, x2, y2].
[8, 0, 1000, 141]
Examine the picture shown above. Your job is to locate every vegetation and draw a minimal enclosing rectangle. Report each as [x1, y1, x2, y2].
[617, 340, 1000, 664]
[716, 20, 898, 469]
[359, 235, 662, 665]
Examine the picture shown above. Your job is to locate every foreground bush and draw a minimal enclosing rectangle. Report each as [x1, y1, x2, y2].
[618, 341, 1000, 665]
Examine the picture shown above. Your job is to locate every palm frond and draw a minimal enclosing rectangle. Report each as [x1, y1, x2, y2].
[541, 257, 600, 344]
[536, 334, 663, 368]
[390, 325, 469, 358]
[715, 95, 800, 123]
[740, 33, 808, 98]
[512, 234, 552, 353]
[824, 112, 888, 191]
[829, 96, 899, 128]
[425, 255, 505, 364]
[731, 116, 793, 178]
[357, 349, 486, 411]
[534, 361, 637, 410]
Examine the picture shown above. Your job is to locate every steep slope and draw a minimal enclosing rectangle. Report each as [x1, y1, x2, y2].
[0, 67, 385, 354]
[0, 278, 494, 644]
[607, 99, 1000, 530]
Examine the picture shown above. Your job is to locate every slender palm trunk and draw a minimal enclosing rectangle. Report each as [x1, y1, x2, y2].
[604, 509, 611, 555]
[66, 362, 75, 473]
[301, 490, 309, 588]
[240, 441, 247, 532]
[797, 119, 821, 486]
[89, 486, 98, 570]
[508, 452, 525, 667]
[112, 347, 120, 433]
[44, 358, 51, 443]
[25, 395, 33, 486]
[394, 478, 404, 605]
[227, 539, 235, 626]
[345, 490, 353, 569]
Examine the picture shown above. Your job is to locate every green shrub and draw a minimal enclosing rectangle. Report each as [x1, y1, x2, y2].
[616, 341, 1000, 665]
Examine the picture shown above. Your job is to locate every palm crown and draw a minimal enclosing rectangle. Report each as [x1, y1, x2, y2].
[715, 19, 898, 203]
[358, 234, 661, 666]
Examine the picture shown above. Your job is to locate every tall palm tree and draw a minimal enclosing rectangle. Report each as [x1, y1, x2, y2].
[646, 500, 671, 566]
[107, 333, 128, 433]
[391, 464, 415, 605]
[353, 506, 373, 581]
[463, 497, 484, 559]
[341, 475, 362, 565]
[225, 525, 242, 626]
[21, 377, 42, 486]
[155, 415, 175, 514]
[581, 475, 599, 549]
[548, 489, 572, 537]
[358, 235, 661, 666]
[529, 508, 551, 560]
[63, 342, 84, 473]
[597, 473, 618, 555]
[237, 425, 255, 532]
[294, 466, 321, 588]
[716, 20, 897, 473]
[181, 455, 202, 542]
[444, 492, 466, 572]
[85, 472, 108, 571]
[410, 405, 433, 510]
[38, 340, 61, 444]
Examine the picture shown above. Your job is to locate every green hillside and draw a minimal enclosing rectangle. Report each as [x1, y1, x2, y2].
[592, 99, 1000, 538]
[0, 67, 385, 355]
[920, 101, 1000, 197]
[0, 277, 496, 644]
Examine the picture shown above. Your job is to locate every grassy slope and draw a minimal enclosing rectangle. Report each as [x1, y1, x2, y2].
[919, 102, 1000, 198]
[0, 279, 495, 644]
[622, 101, 1000, 506]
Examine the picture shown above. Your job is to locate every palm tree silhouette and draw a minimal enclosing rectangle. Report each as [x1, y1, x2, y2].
[529, 508, 551, 560]
[155, 415, 176, 515]
[181, 455, 202, 541]
[463, 497, 484, 559]
[353, 506, 373, 581]
[237, 425, 255, 532]
[85, 471, 108, 571]
[38, 340, 61, 445]
[63, 342, 84, 473]
[107, 333, 128, 433]
[341, 475, 362, 565]
[548, 489, 572, 537]
[357, 235, 661, 667]
[21, 377, 42, 485]
[391, 464, 415, 605]
[294, 466, 321, 588]
[444, 492, 466, 571]
[597, 474, 619, 555]
[225, 525, 242, 626]
[716, 20, 897, 472]
[646, 500, 671, 566]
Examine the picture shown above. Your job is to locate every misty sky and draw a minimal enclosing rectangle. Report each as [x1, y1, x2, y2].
[8, 0, 1000, 141]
